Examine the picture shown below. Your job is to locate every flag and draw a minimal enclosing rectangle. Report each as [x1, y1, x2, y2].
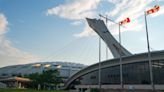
[119, 17, 130, 25]
[146, 5, 160, 15]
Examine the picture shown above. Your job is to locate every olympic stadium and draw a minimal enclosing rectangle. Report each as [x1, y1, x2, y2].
[0, 62, 86, 79]
[64, 18, 164, 91]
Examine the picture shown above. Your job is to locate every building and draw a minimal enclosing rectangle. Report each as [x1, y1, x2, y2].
[0, 76, 31, 88]
[0, 62, 86, 79]
[64, 18, 164, 92]
[0, 62, 86, 89]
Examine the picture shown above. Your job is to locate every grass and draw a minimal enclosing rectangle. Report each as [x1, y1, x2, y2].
[0, 89, 68, 92]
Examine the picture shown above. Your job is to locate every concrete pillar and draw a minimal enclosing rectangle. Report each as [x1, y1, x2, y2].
[38, 84, 41, 90]
[18, 82, 21, 88]
[15, 81, 18, 88]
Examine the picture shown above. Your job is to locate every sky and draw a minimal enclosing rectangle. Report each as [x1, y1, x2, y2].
[0, 0, 164, 67]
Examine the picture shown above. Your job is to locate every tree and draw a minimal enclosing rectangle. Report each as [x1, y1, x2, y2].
[25, 69, 62, 89]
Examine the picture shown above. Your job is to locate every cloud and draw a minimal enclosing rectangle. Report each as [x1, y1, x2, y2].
[0, 13, 41, 67]
[47, 0, 101, 37]
[0, 14, 8, 35]
[108, 0, 130, 17]
[47, 0, 164, 37]
[105, 0, 152, 34]
[107, 0, 121, 4]
[74, 23, 97, 37]
[47, 0, 101, 20]
[71, 21, 82, 26]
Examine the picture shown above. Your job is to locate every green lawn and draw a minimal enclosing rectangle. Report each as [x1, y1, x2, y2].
[0, 89, 68, 92]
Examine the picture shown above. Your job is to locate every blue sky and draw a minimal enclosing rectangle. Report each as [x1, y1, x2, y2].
[0, 0, 164, 67]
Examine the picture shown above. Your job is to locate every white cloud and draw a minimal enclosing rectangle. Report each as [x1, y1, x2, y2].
[47, 0, 101, 37]
[0, 13, 41, 67]
[106, 0, 153, 33]
[108, 0, 130, 17]
[47, 0, 101, 20]
[71, 21, 82, 26]
[107, 19, 143, 35]
[47, 0, 164, 37]
[107, 0, 164, 34]
[74, 23, 96, 37]
[107, 0, 121, 4]
[0, 14, 8, 35]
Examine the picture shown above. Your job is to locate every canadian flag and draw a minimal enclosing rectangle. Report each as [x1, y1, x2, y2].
[119, 18, 130, 25]
[146, 5, 160, 15]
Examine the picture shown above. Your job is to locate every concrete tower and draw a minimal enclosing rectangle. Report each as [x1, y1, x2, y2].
[86, 18, 132, 58]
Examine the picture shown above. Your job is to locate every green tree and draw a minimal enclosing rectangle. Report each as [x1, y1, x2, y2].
[25, 69, 62, 89]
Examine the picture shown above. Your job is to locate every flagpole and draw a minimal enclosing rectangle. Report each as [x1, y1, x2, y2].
[99, 14, 129, 90]
[144, 11, 154, 90]
[98, 37, 101, 90]
[119, 24, 123, 89]
[106, 15, 108, 60]
[106, 43, 108, 60]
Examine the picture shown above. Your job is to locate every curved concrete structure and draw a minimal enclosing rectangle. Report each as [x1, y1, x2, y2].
[86, 18, 132, 58]
[64, 18, 164, 91]
[64, 50, 164, 90]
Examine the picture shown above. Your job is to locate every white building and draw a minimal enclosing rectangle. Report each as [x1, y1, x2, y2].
[0, 61, 86, 79]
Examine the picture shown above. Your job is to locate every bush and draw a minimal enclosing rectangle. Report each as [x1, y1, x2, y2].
[90, 88, 100, 92]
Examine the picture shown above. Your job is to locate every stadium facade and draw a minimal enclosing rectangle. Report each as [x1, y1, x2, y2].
[64, 18, 164, 91]
[0, 62, 86, 78]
